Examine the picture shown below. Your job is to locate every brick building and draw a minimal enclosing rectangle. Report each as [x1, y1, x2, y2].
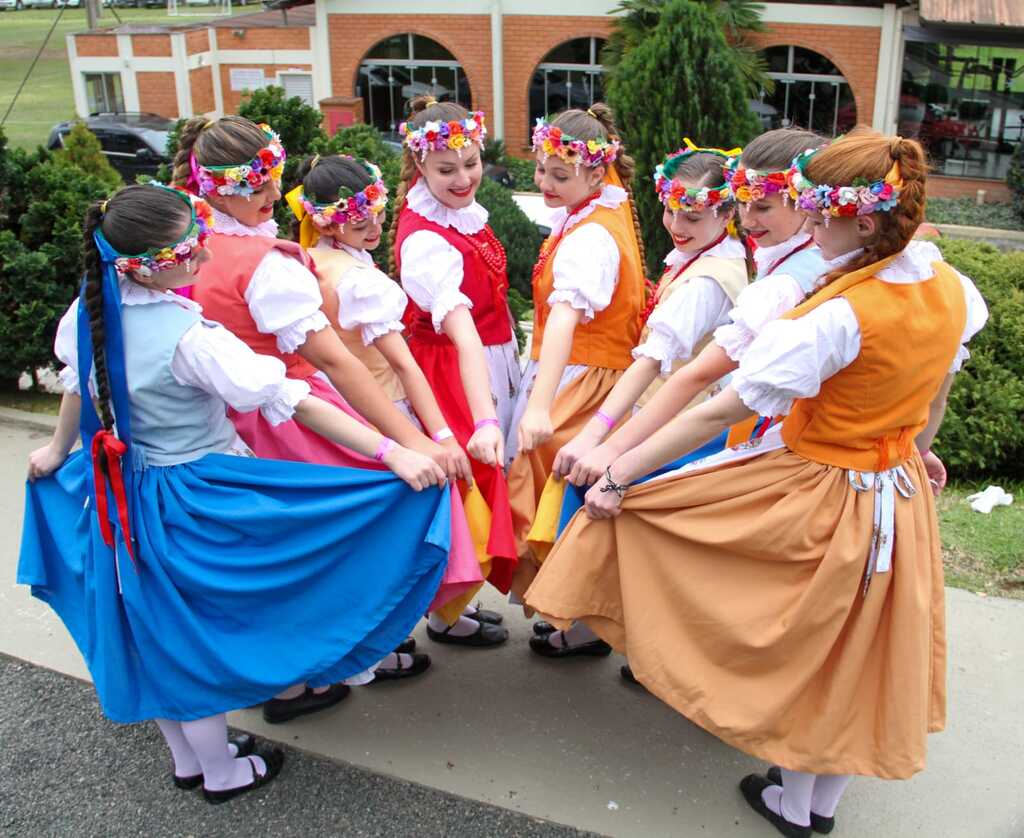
[67, 0, 1024, 200]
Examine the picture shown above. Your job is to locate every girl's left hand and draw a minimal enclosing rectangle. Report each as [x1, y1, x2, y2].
[922, 449, 947, 496]
[28, 444, 67, 482]
[440, 436, 474, 486]
[517, 407, 553, 454]
[584, 476, 625, 519]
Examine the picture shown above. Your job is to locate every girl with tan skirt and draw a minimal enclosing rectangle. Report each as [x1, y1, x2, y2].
[524, 129, 988, 836]
[505, 105, 645, 656]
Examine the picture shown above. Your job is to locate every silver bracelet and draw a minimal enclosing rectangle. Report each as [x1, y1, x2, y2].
[599, 467, 628, 499]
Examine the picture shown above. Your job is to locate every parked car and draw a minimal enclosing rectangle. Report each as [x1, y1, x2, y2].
[47, 113, 175, 181]
[21, 0, 81, 7]
[0, 0, 24, 11]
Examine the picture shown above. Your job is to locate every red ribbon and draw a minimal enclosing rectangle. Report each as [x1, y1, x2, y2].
[91, 430, 137, 569]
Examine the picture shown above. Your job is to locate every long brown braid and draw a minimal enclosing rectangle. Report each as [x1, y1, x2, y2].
[387, 97, 471, 278]
[804, 127, 929, 284]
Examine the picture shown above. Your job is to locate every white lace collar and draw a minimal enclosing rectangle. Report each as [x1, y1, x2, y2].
[313, 238, 374, 265]
[822, 248, 863, 272]
[753, 231, 812, 278]
[876, 240, 944, 284]
[211, 207, 278, 239]
[119, 275, 201, 312]
[549, 183, 628, 239]
[406, 179, 489, 236]
[664, 235, 745, 268]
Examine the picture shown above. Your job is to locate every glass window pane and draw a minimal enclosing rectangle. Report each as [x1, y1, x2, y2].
[411, 35, 454, 62]
[792, 47, 840, 76]
[366, 35, 409, 60]
[543, 37, 592, 66]
[764, 45, 790, 74]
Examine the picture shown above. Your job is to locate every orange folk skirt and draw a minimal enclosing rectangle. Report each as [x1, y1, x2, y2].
[524, 448, 946, 779]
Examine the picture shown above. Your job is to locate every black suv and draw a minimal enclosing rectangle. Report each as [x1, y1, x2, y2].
[47, 112, 175, 181]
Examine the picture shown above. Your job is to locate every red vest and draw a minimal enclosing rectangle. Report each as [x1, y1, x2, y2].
[394, 207, 513, 347]
[193, 233, 318, 380]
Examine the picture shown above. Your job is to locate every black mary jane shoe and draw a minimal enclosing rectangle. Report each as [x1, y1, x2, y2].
[173, 734, 257, 790]
[370, 653, 431, 682]
[262, 683, 350, 725]
[394, 636, 416, 654]
[739, 774, 812, 838]
[619, 664, 643, 686]
[426, 620, 508, 647]
[466, 605, 504, 626]
[528, 632, 612, 659]
[533, 621, 556, 636]
[203, 746, 285, 805]
[765, 767, 836, 834]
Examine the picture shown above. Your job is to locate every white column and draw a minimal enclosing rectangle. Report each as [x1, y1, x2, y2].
[490, 0, 503, 139]
[871, 2, 903, 134]
[117, 34, 141, 112]
[171, 32, 193, 117]
[67, 35, 90, 118]
[313, 0, 333, 104]
[209, 27, 224, 115]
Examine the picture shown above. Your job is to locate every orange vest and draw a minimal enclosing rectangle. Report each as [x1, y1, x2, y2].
[313, 247, 407, 403]
[193, 233, 318, 380]
[529, 191, 645, 370]
[781, 255, 966, 472]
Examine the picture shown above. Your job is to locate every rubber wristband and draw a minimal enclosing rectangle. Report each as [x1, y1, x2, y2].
[474, 418, 500, 432]
[594, 410, 616, 430]
[374, 437, 396, 462]
[432, 427, 454, 443]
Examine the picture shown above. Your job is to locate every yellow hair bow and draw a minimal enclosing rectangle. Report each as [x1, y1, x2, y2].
[285, 184, 319, 248]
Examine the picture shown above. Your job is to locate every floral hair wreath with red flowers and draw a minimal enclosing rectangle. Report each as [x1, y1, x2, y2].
[110, 184, 214, 279]
[399, 111, 487, 161]
[193, 123, 286, 198]
[723, 156, 792, 205]
[786, 146, 903, 225]
[653, 138, 742, 216]
[297, 157, 388, 229]
[532, 118, 620, 174]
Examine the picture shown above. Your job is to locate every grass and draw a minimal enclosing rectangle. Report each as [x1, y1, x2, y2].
[0, 388, 61, 414]
[925, 197, 1020, 231]
[0, 7, 248, 150]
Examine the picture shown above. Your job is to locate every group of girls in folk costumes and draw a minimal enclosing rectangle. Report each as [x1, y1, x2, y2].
[18, 94, 986, 834]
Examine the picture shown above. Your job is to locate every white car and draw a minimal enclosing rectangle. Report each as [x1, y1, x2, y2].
[0, 0, 24, 11]
[20, 0, 82, 7]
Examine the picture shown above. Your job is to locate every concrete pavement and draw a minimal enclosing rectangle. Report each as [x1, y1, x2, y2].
[1, 414, 1022, 837]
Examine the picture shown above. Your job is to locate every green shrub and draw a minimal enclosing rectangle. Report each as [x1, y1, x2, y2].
[1007, 139, 1024, 225]
[54, 122, 121, 192]
[475, 177, 543, 302]
[934, 237, 1024, 479]
[504, 156, 539, 192]
[925, 197, 1019, 231]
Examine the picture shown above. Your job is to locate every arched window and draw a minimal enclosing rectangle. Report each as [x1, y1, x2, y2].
[529, 37, 606, 141]
[756, 45, 856, 137]
[357, 34, 471, 140]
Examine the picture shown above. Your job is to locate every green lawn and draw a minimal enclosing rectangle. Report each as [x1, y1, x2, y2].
[0, 7, 247, 150]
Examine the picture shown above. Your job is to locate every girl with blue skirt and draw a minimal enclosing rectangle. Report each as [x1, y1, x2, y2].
[19, 184, 449, 803]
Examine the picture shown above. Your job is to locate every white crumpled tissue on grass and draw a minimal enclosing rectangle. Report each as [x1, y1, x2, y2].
[965, 486, 1014, 514]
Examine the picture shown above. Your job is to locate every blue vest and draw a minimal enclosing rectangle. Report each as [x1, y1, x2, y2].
[762, 246, 828, 295]
[119, 298, 238, 467]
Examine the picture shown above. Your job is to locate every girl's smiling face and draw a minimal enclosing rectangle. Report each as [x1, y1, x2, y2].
[662, 179, 733, 254]
[327, 214, 384, 251]
[534, 153, 606, 209]
[416, 147, 483, 209]
[738, 191, 804, 247]
[206, 178, 281, 228]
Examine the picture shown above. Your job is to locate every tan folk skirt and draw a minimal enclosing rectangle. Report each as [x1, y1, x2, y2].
[523, 447, 946, 779]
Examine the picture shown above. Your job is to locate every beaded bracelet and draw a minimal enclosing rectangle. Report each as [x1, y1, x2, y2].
[599, 467, 628, 499]
[474, 418, 500, 432]
[432, 427, 454, 443]
[374, 437, 396, 462]
[594, 410, 616, 431]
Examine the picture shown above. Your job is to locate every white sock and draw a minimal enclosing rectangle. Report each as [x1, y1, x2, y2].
[155, 718, 201, 778]
[811, 774, 853, 818]
[180, 714, 266, 792]
[547, 621, 598, 649]
[377, 652, 413, 670]
[428, 612, 480, 637]
[761, 768, 813, 827]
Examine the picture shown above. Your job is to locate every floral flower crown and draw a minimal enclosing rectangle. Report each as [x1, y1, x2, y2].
[299, 157, 388, 229]
[786, 146, 903, 224]
[723, 156, 792, 204]
[399, 111, 487, 161]
[111, 186, 214, 278]
[193, 124, 286, 198]
[532, 118, 620, 173]
[654, 139, 741, 216]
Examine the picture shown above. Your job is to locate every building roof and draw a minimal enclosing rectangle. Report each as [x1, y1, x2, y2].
[919, 0, 1024, 29]
[82, 4, 313, 35]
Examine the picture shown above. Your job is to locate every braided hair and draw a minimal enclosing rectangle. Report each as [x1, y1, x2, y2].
[171, 115, 270, 190]
[292, 154, 377, 241]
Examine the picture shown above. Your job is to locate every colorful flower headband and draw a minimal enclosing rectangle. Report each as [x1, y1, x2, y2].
[786, 147, 903, 223]
[192, 123, 286, 198]
[654, 138, 741, 216]
[298, 158, 388, 229]
[724, 156, 791, 205]
[110, 187, 214, 278]
[532, 118, 620, 173]
[399, 112, 487, 161]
